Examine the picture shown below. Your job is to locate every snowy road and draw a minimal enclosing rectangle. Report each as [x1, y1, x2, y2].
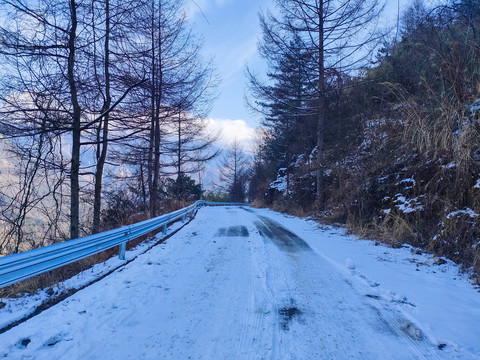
[1, 206, 479, 359]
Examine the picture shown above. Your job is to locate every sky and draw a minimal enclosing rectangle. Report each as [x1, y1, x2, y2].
[188, 0, 272, 151]
[188, 0, 408, 151]
[190, 0, 271, 122]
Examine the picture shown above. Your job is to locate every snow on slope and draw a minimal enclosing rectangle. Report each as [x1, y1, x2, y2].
[0, 206, 478, 359]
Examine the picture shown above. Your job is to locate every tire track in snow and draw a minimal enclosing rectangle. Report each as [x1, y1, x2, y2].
[254, 214, 312, 359]
[252, 211, 443, 359]
[235, 222, 272, 359]
[201, 209, 269, 359]
[365, 295, 443, 359]
[200, 236, 245, 359]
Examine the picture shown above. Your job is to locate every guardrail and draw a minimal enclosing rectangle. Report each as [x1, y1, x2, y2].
[0, 200, 247, 289]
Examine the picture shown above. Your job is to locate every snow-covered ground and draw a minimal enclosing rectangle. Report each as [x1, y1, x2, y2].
[0, 220, 187, 331]
[0, 206, 479, 359]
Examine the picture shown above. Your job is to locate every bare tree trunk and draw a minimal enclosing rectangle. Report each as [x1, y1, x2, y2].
[316, 1, 325, 208]
[148, 98, 155, 215]
[150, 1, 163, 217]
[12, 122, 46, 252]
[92, 0, 111, 234]
[147, 2, 156, 217]
[177, 111, 182, 178]
[152, 103, 161, 216]
[68, 0, 82, 240]
[140, 160, 147, 210]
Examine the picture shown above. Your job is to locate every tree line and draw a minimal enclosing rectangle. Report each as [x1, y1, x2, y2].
[0, 0, 218, 254]
[247, 0, 480, 274]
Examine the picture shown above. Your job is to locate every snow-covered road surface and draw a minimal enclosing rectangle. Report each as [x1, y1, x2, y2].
[1, 206, 479, 359]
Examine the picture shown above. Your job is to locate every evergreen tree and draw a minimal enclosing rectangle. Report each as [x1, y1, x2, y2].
[250, 0, 384, 208]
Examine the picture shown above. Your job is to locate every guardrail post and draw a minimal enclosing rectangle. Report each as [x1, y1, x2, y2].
[119, 242, 126, 260]
[182, 214, 186, 222]
[162, 224, 167, 235]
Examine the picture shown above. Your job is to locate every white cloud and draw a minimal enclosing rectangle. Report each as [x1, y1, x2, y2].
[206, 118, 256, 152]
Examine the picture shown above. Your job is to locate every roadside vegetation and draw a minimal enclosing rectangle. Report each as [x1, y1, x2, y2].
[247, 0, 480, 282]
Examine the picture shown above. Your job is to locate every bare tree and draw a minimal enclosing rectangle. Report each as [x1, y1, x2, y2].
[0, 0, 217, 253]
[114, 0, 217, 215]
[164, 110, 219, 180]
[90, 0, 113, 234]
[0, 0, 144, 244]
[0, 0, 86, 240]
[0, 128, 67, 254]
[219, 139, 250, 203]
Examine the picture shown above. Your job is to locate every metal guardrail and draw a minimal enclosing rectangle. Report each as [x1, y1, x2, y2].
[0, 200, 248, 289]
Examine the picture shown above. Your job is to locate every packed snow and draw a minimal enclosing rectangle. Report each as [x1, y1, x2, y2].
[0, 220, 187, 331]
[0, 206, 479, 359]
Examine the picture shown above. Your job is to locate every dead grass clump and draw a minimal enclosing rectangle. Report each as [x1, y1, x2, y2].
[270, 197, 316, 218]
[268, 200, 292, 215]
[381, 210, 427, 246]
[428, 212, 480, 270]
[344, 215, 377, 240]
[249, 199, 265, 209]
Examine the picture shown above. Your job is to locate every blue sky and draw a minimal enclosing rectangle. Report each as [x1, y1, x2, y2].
[190, 0, 271, 128]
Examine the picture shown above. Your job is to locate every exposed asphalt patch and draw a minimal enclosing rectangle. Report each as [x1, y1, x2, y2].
[254, 216, 311, 253]
[18, 338, 31, 349]
[216, 226, 249, 237]
[279, 306, 302, 331]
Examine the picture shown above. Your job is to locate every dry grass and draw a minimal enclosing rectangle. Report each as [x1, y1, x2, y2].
[428, 212, 480, 273]
[379, 213, 418, 246]
[269, 198, 314, 218]
[249, 199, 266, 209]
